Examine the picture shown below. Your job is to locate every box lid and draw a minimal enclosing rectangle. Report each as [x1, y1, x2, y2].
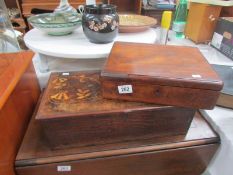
[101, 42, 223, 91]
[36, 71, 172, 120]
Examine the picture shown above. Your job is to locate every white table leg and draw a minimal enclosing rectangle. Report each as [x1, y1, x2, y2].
[38, 54, 49, 73]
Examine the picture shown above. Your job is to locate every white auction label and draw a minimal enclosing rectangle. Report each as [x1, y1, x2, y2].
[57, 165, 71, 172]
[62, 72, 70, 76]
[192, 74, 202, 78]
[118, 85, 133, 94]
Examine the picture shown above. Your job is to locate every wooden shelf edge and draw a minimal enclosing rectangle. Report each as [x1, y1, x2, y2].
[0, 51, 35, 110]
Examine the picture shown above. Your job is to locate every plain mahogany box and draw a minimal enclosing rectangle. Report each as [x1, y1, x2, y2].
[35, 71, 195, 149]
[101, 42, 223, 109]
[15, 112, 219, 175]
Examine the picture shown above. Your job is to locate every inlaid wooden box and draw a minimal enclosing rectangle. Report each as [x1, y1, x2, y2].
[101, 42, 223, 109]
[15, 112, 219, 175]
[35, 71, 195, 149]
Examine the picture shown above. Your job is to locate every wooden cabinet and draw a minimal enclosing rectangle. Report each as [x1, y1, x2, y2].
[0, 51, 40, 175]
[21, 0, 142, 17]
[108, 0, 142, 14]
[15, 112, 219, 175]
[21, 0, 103, 16]
[185, 2, 222, 44]
[221, 7, 233, 17]
[5, 0, 27, 33]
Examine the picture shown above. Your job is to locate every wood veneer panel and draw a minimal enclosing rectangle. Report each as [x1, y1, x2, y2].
[35, 71, 195, 149]
[15, 112, 219, 165]
[15, 112, 219, 175]
[21, 0, 103, 16]
[221, 7, 233, 17]
[0, 51, 34, 109]
[108, 0, 142, 14]
[16, 144, 219, 175]
[185, 3, 222, 43]
[101, 42, 223, 109]
[0, 52, 40, 175]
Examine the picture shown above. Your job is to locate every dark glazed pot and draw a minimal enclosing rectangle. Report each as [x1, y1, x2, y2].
[82, 4, 119, 43]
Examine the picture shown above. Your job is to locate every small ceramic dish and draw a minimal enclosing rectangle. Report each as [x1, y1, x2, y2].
[119, 14, 157, 33]
[28, 13, 82, 36]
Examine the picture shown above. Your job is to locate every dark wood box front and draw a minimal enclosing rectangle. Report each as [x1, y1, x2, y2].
[141, 5, 175, 26]
[36, 71, 195, 149]
[15, 112, 219, 175]
[101, 42, 223, 109]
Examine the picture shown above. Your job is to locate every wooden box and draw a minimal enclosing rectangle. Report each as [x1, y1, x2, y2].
[185, 2, 222, 44]
[15, 112, 219, 175]
[36, 71, 195, 149]
[101, 42, 223, 109]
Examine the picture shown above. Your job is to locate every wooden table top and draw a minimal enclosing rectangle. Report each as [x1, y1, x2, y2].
[15, 111, 219, 167]
[0, 51, 34, 109]
[24, 28, 157, 59]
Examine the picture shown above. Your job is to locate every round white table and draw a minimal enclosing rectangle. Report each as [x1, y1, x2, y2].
[24, 27, 157, 72]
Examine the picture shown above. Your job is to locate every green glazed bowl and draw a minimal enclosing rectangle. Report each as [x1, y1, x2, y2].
[28, 13, 82, 36]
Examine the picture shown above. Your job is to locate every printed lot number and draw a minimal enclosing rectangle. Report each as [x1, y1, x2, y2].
[118, 85, 133, 94]
[57, 166, 71, 172]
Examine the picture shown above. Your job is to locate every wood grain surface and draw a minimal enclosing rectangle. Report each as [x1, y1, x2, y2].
[36, 71, 195, 149]
[217, 93, 233, 109]
[0, 51, 40, 175]
[0, 51, 35, 109]
[101, 42, 223, 109]
[185, 3, 221, 43]
[107, 0, 142, 14]
[15, 112, 219, 175]
[21, 0, 103, 16]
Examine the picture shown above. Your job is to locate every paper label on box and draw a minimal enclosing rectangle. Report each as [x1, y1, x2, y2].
[118, 85, 133, 94]
[211, 32, 223, 49]
[62, 72, 70, 76]
[57, 166, 71, 172]
[192, 74, 202, 78]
